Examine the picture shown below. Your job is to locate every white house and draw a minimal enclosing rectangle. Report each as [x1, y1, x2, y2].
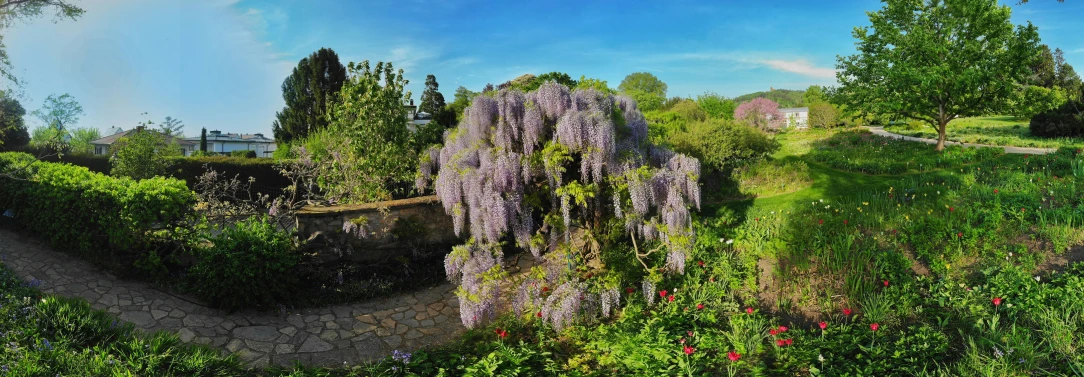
[404, 99, 433, 132]
[183, 130, 277, 157]
[779, 107, 809, 129]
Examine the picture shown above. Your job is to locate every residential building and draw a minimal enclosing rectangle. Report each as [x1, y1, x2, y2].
[779, 107, 809, 129]
[90, 127, 197, 156]
[182, 130, 276, 157]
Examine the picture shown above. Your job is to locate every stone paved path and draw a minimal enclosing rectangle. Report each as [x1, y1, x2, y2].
[0, 228, 524, 368]
[866, 126, 1056, 155]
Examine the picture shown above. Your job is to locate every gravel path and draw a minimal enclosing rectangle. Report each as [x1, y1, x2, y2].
[0, 228, 486, 368]
[866, 126, 1056, 155]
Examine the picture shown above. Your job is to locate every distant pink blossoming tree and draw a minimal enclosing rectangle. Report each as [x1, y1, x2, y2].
[734, 98, 784, 131]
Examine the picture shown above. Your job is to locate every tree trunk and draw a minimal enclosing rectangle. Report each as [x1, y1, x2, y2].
[935, 120, 948, 151]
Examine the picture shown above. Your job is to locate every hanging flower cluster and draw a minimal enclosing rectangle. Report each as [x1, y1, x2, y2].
[418, 81, 700, 328]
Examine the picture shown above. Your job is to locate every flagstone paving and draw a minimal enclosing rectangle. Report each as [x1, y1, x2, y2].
[0, 229, 530, 368]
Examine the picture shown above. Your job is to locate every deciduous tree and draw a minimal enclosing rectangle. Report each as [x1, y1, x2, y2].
[696, 92, 736, 120]
[30, 93, 82, 131]
[0, 90, 28, 147]
[734, 98, 784, 131]
[835, 0, 1040, 151]
[619, 72, 667, 112]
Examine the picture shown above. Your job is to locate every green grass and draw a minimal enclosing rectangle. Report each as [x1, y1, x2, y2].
[884, 116, 1084, 149]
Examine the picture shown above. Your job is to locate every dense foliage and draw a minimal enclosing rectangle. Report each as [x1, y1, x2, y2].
[668, 118, 778, 174]
[187, 217, 299, 310]
[110, 129, 182, 180]
[1029, 102, 1084, 138]
[696, 92, 736, 120]
[733, 89, 804, 108]
[418, 81, 701, 329]
[272, 48, 348, 144]
[0, 90, 28, 148]
[618, 72, 668, 112]
[0, 152, 194, 254]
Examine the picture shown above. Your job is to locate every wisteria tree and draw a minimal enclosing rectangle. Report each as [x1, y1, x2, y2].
[734, 98, 785, 131]
[417, 81, 701, 330]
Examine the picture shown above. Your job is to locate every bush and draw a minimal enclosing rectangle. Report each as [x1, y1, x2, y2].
[669, 119, 779, 173]
[808, 102, 840, 128]
[0, 152, 195, 254]
[167, 156, 292, 199]
[110, 130, 181, 180]
[187, 217, 299, 310]
[1030, 103, 1084, 138]
[229, 150, 257, 158]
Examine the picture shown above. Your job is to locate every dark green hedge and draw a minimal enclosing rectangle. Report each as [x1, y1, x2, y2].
[0, 152, 195, 254]
[1030, 103, 1084, 138]
[166, 156, 292, 198]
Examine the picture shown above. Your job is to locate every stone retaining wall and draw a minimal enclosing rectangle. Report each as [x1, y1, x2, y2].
[295, 195, 460, 262]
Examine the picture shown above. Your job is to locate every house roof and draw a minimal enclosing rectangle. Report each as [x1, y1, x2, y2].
[90, 128, 196, 146]
[182, 131, 274, 143]
[779, 107, 809, 113]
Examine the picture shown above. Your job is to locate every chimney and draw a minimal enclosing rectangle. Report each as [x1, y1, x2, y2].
[410, 99, 414, 106]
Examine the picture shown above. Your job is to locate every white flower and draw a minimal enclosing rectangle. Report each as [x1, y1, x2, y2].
[726, 239, 734, 245]
[818, 354, 825, 363]
[719, 238, 725, 243]
[1034, 276, 1041, 282]
[819, 199, 824, 203]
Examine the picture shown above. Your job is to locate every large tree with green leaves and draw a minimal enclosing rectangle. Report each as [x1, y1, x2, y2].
[272, 47, 347, 144]
[30, 93, 82, 131]
[835, 0, 1040, 151]
[618, 72, 667, 111]
[0, 90, 28, 147]
[0, 1, 84, 88]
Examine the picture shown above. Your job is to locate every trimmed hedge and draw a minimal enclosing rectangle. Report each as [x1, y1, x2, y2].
[0, 152, 195, 254]
[1030, 103, 1084, 138]
[166, 156, 292, 198]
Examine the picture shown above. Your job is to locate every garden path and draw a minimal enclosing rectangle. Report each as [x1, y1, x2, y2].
[0, 229, 532, 368]
[866, 126, 1056, 155]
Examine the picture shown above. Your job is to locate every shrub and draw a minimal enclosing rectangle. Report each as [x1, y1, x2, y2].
[187, 217, 299, 310]
[110, 129, 182, 180]
[229, 150, 257, 158]
[0, 152, 195, 254]
[670, 99, 707, 122]
[1029, 103, 1084, 138]
[668, 119, 779, 173]
[167, 156, 292, 199]
[808, 101, 840, 128]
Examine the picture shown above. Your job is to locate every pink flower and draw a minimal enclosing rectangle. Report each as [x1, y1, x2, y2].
[785, 338, 793, 346]
[746, 307, 754, 314]
[667, 295, 675, 302]
[659, 290, 668, 298]
[776, 339, 785, 346]
[683, 345, 695, 355]
[697, 303, 704, 310]
[992, 297, 1002, 306]
[870, 323, 880, 332]
[778, 326, 788, 332]
[819, 321, 827, 330]
[843, 308, 853, 316]
[957, 232, 963, 238]
[883, 280, 890, 287]
[770, 329, 779, 336]
[727, 351, 741, 361]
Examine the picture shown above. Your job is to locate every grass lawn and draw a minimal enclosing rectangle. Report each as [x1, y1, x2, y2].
[884, 116, 1084, 149]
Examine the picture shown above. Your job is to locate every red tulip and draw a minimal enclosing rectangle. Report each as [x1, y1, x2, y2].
[496, 328, 508, 338]
[746, 307, 754, 314]
[727, 351, 741, 361]
[697, 260, 704, 267]
[536, 311, 542, 318]
[992, 297, 1002, 306]
[818, 219, 823, 224]
[683, 345, 695, 355]
[626, 287, 635, 294]
[844, 220, 849, 225]
[659, 290, 668, 298]
[542, 286, 549, 293]
[870, 323, 879, 332]
[994, 189, 999, 194]
[785, 338, 793, 346]
[667, 294, 675, 302]
[776, 339, 785, 346]
[949, 207, 954, 212]
[818, 321, 827, 330]
[778, 326, 788, 332]
[843, 308, 853, 316]
[883, 280, 890, 287]
[687, 330, 694, 337]
[957, 232, 963, 238]
[769, 329, 779, 336]
[697, 303, 704, 310]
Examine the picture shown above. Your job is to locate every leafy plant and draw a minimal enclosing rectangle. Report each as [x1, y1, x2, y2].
[187, 216, 299, 310]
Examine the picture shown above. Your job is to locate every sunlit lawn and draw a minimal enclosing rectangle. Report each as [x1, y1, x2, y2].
[884, 116, 1084, 149]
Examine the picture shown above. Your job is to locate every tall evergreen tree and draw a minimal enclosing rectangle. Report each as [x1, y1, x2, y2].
[199, 127, 207, 152]
[272, 48, 347, 144]
[418, 74, 446, 116]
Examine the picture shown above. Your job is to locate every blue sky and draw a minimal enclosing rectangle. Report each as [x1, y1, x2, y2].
[5, 0, 1083, 137]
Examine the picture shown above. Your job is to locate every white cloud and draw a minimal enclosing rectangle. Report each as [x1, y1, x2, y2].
[1070, 48, 1084, 54]
[760, 59, 836, 79]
